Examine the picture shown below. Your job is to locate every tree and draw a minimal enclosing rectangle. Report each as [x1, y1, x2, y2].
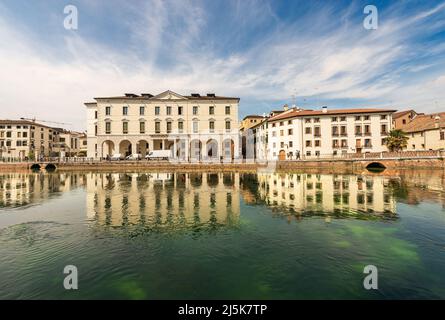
[384, 129, 409, 152]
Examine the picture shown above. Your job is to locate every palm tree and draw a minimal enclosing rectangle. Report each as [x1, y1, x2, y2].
[384, 129, 409, 152]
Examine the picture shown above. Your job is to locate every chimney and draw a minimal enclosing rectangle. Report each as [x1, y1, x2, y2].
[283, 104, 289, 111]
[435, 115, 440, 128]
[322, 106, 328, 113]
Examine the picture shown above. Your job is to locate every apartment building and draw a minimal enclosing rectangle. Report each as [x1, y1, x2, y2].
[401, 112, 445, 151]
[52, 129, 86, 157]
[253, 106, 395, 160]
[392, 110, 420, 129]
[0, 120, 55, 160]
[85, 90, 240, 160]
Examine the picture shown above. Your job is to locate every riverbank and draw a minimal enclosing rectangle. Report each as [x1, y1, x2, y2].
[0, 156, 444, 172]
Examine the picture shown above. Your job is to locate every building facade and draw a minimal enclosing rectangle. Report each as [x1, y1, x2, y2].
[401, 112, 445, 151]
[252, 107, 395, 160]
[86, 90, 240, 161]
[0, 120, 55, 160]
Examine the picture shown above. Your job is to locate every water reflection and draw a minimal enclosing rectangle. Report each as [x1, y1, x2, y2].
[86, 172, 240, 231]
[241, 172, 397, 220]
[1, 170, 445, 225]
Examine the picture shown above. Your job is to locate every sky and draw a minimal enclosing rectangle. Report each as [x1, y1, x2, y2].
[0, 0, 445, 131]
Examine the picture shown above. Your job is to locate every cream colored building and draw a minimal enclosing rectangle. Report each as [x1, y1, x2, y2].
[0, 120, 55, 160]
[253, 106, 395, 160]
[52, 130, 86, 157]
[85, 90, 240, 160]
[399, 112, 445, 151]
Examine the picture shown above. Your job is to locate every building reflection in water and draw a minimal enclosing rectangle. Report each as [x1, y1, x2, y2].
[242, 172, 399, 220]
[0, 172, 86, 208]
[2, 170, 444, 226]
[86, 172, 241, 230]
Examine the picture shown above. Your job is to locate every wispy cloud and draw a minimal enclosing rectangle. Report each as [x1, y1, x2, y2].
[0, 0, 445, 130]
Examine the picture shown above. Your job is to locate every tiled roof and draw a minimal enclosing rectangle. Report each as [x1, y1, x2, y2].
[268, 108, 397, 122]
[242, 115, 265, 120]
[392, 110, 414, 119]
[400, 112, 445, 133]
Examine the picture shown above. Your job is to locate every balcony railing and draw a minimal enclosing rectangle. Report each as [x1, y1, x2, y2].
[332, 132, 339, 137]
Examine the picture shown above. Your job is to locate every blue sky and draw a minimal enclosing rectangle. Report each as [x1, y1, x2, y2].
[0, 0, 445, 130]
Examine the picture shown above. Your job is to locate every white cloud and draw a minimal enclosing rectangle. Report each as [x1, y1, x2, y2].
[0, 1, 445, 130]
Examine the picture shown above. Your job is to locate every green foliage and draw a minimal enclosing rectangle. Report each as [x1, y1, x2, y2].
[384, 129, 409, 152]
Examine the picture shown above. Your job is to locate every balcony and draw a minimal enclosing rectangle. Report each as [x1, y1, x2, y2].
[380, 131, 388, 135]
[364, 132, 372, 136]
[332, 132, 339, 137]
[364, 144, 373, 148]
[340, 144, 348, 148]
[355, 132, 362, 136]
[340, 132, 348, 136]
[332, 144, 340, 149]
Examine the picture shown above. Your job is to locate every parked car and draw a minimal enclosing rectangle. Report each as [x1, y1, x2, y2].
[126, 153, 142, 161]
[110, 153, 124, 161]
[145, 150, 171, 160]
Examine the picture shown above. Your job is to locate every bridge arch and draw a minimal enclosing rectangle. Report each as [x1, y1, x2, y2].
[45, 163, 57, 171]
[366, 162, 386, 171]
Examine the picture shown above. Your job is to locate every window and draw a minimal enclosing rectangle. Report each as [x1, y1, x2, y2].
[332, 140, 339, 148]
[123, 106, 128, 115]
[289, 141, 293, 147]
[340, 126, 347, 136]
[341, 139, 348, 148]
[305, 127, 311, 134]
[440, 131, 445, 140]
[288, 120, 292, 124]
[17, 141, 22, 147]
[225, 121, 231, 131]
[167, 121, 172, 133]
[364, 125, 371, 135]
[305, 118, 311, 124]
[288, 129, 293, 135]
[332, 126, 339, 136]
[280, 130, 284, 136]
[122, 122, 128, 134]
[105, 106, 111, 116]
[381, 115, 387, 120]
[209, 121, 215, 132]
[23, 132, 27, 138]
[140, 122, 145, 134]
[364, 139, 371, 147]
[364, 115, 370, 121]
[155, 121, 161, 133]
[355, 125, 362, 135]
[272, 131, 276, 137]
[95, 111, 98, 119]
[355, 116, 361, 121]
[280, 142, 284, 148]
[315, 140, 321, 147]
[381, 124, 387, 134]
[280, 121, 284, 126]
[314, 127, 321, 137]
[402, 119, 406, 125]
[193, 121, 198, 133]
[272, 123, 276, 127]
[340, 116, 346, 121]
[105, 122, 111, 134]
[167, 106, 172, 115]
[17, 132, 21, 138]
[225, 106, 231, 115]
[140, 106, 145, 116]
[95, 125, 98, 136]
[209, 106, 214, 115]
[306, 151, 311, 156]
[155, 106, 160, 115]
[331, 117, 338, 122]
[193, 106, 198, 115]
[306, 140, 311, 147]
[178, 121, 183, 133]
[314, 118, 320, 123]
[178, 106, 183, 115]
